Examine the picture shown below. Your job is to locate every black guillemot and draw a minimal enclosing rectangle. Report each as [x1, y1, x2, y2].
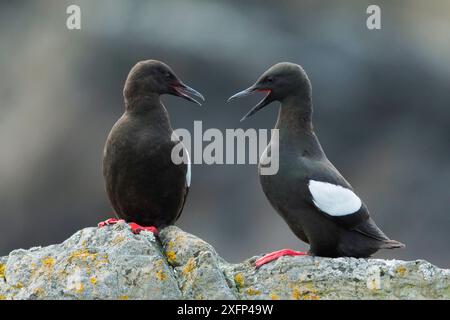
[228, 62, 404, 267]
[99, 60, 204, 234]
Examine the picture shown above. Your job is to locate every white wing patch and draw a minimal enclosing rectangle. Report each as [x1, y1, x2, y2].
[308, 180, 361, 216]
[185, 148, 191, 187]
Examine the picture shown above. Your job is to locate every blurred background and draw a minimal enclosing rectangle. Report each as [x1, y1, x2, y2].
[0, 0, 449, 267]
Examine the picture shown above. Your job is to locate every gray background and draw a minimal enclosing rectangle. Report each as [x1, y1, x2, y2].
[0, 0, 449, 267]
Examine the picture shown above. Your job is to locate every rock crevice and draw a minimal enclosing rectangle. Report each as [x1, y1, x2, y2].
[0, 223, 448, 300]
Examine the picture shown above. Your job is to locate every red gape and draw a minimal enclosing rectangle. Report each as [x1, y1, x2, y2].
[255, 249, 307, 268]
[98, 218, 159, 235]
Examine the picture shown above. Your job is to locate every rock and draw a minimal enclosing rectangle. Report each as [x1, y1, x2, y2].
[159, 227, 236, 300]
[0, 223, 448, 300]
[0, 223, 180, 300]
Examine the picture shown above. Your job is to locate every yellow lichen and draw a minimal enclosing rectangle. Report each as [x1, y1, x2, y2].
[292, 286, 320, 300]
[90, 277, 97, 285]
[166, 251, 176, 265]
[246, 287, 261, 296]
[13, 282, 23, 289]
[42, 257, 55, 269]
[118, 295, 129, 300]
[33, 287, 45, 297]
[303, 289, 320, 300]
[0, 263, 5, 279]
[68, 248, 97, 263]
[234, 273, 245, 288]
[155, 270, 167, 281]
[270, 293, 280, 300]
[165, 241, 177, 264]
[303, 294, 320, 300]
[75, 282, 84, 293]
[182, 258, 196, 275]
[395, 266, 408, 277]
[292, 287, 301, 300]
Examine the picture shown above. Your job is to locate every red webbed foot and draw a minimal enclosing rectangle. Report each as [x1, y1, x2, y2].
[128, 222, 159, 235]
[98, 218, 158, 235]
[255, 249, 308, 268]
[98, 218, 125, 228]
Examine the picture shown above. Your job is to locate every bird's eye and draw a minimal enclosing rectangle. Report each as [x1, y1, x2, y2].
[265, 76, 274, 83]
[165, 72, 174, 79]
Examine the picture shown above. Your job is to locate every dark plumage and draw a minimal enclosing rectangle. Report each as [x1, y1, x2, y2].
[229, 62, 404, 259]
[102, 60, 204, 230]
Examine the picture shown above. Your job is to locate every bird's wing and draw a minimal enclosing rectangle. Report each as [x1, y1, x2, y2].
[307, 179, 390, 241]
[307, 179, 369, 227]
[308, 180, 361, 217]
[174, 147, 191, 222]
[175, 185, 189, 222]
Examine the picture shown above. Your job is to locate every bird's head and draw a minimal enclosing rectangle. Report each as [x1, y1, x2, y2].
[123, 60, 205, 105]
[228, 62, 311, 121]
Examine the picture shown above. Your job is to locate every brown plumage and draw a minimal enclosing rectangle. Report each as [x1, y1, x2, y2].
[103, 60, 204, 228]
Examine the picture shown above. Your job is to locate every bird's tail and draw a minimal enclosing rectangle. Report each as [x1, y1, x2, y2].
[380, 239, 406, 249]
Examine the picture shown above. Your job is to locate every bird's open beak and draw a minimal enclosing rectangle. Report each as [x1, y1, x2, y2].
[173, 83, 205, 106]
[227, 86, 272, 121]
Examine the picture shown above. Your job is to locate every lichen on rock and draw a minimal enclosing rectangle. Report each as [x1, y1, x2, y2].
[0, 223, 448, 300]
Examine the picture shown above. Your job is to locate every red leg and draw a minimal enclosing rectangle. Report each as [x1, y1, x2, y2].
[128, 222, 159, 235]
[255, 249, 308, 268]
[98, 218, 125, 228]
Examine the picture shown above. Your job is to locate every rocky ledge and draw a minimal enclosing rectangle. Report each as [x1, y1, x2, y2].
[0, 223, 448, 300]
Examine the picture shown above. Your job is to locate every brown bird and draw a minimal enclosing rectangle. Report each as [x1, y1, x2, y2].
[99, 60, 204, 234]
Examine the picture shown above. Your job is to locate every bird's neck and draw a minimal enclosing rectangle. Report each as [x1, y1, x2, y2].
[274, 94, 325, 158]
[124, 94, 172, 130]
[125, 93, 161, 114]
[276, 94, 313, 133]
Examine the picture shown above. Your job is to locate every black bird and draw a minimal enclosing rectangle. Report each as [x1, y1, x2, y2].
[99, 60, 204, 234]
[228, 62, 404, 267]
